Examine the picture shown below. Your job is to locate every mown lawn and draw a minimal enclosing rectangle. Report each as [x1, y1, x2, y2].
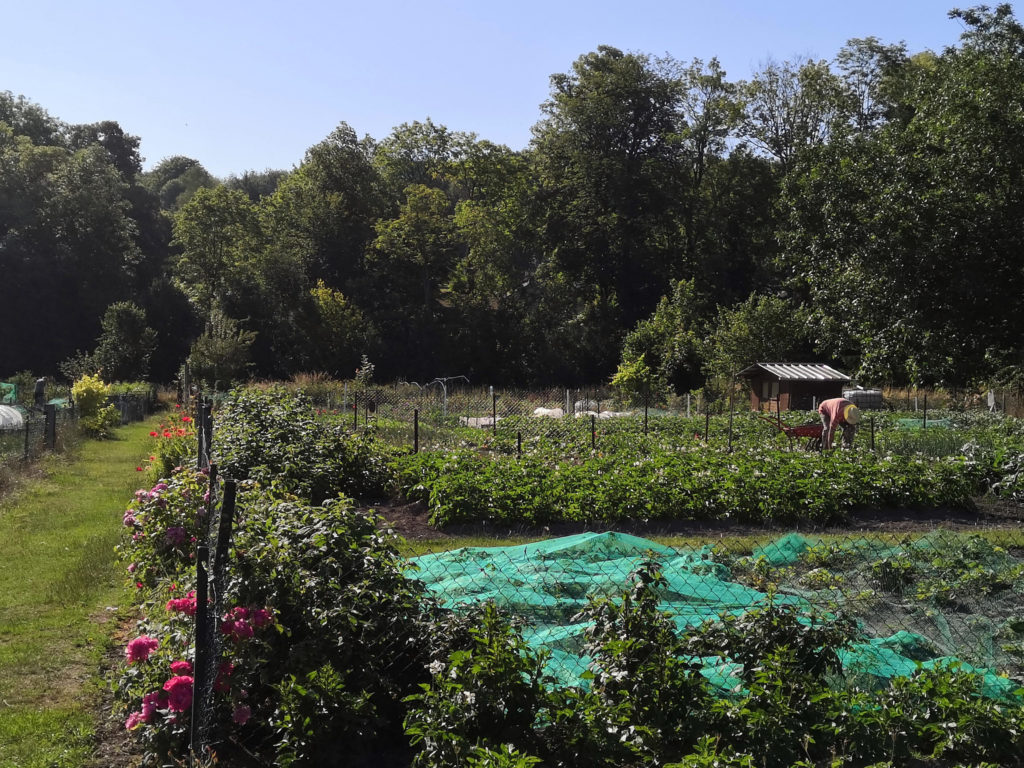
[0, 417, 160, 768]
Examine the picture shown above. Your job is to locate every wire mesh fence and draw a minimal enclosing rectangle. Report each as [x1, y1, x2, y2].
[0, 405, 78, 473]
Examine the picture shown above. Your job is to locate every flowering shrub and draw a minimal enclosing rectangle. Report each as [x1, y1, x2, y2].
[117, 467, 209, 588]
[146, 405, 197, 482]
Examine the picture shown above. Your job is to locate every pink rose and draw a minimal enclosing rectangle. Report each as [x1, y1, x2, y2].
[141, 690, 164, 722]
[252, 608, 274, 628]
[170, 660, 193, 676]
[125, 711, 144, 730]
[125, 635, 159, 663]
[163, 675, 193, 712]
[232, 704, 252, 725]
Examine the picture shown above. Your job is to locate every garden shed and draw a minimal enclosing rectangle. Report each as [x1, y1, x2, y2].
[738, 363, 850, 412]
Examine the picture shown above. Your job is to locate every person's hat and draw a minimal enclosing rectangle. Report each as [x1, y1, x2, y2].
[843, 404, 862, 424]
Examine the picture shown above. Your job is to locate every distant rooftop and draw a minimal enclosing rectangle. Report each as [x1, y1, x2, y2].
[737, 363, 851, 381]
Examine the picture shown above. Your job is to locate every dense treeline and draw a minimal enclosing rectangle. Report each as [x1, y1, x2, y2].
[3, 5, 1024, 391]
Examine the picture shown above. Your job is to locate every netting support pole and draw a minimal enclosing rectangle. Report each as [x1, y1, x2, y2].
[923, 393, 928, 429]
[414, 409, 419, 453]
[353, 393, 358, 430]
[23, 418, 29, 460]
[517, 431, 522, 457]
[191, 544, 210, 760]
[704, 410, 710, 443]
[870, 416, 876, 451]
[492, 393, 497, 434]
[591, 414, 596, 450]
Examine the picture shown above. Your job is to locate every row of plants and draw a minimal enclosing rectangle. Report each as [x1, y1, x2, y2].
[397, 445, 986, 528]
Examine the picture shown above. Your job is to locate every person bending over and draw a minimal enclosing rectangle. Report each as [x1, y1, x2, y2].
[818, 397, 861, 450]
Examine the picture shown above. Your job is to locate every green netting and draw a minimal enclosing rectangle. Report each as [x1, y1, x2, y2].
[0, 383, 15, 405]
[410, 531, 1021, 699]
[896, 418, 952, 429]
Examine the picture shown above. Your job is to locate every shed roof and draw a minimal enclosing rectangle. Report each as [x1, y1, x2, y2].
[737, 363, 850, 382]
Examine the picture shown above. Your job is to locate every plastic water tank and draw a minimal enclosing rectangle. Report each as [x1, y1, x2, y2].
[0, 404, 26, 430]
[843, 389, 883, 410]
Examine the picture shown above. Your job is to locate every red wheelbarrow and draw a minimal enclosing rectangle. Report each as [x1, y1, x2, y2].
[758, 415, 823, 451]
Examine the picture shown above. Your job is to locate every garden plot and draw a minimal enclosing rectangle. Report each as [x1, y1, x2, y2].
[410, 530, 1024, 697]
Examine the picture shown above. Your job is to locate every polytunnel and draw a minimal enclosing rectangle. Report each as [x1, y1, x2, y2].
[0, 405, 25, 430]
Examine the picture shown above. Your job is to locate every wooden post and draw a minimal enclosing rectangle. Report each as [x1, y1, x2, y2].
[414, 409, 419, 453]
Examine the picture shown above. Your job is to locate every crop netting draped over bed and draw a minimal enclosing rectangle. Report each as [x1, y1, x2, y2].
[409, 532, 1021, 699]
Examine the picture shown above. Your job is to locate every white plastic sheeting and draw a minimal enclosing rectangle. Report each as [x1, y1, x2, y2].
[0, 405, 25, 430]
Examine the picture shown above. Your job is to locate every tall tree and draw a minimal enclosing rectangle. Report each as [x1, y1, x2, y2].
[780, 4, 1024, 385]
[531, 46, 689, 380]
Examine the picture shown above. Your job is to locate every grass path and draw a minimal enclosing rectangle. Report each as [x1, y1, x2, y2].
[0, 417, 161, 768]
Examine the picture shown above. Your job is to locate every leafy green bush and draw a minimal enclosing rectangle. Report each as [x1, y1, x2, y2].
[71, 372, 120, 437]
[215, 386, 401, 503]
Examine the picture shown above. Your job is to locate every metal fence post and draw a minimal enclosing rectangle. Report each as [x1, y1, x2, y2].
[414, 409, 419, 453]
[44, 404, 56, 451]
[191, 544, 210, 757]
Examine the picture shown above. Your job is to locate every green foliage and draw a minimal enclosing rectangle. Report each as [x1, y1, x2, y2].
[94, 301, 158, 383]
[703, 293, 811, 385]
[610, 354, 668, 407]
[215, 386, 399, 502]
[70, 372, 119, 438]
[399, 439, 983, 529]
[404, 603, 550, 767]
[186, 308, 256, 389]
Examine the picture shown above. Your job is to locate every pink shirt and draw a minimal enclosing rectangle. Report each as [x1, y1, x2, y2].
[818, 398, 852, 424]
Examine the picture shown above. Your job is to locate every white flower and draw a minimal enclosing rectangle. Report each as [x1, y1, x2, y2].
[428, 660, 445, 676]
[459, 690, 476, 705]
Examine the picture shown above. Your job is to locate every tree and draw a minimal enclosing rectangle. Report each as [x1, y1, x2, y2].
[141, 155, 217, 211]
[780, 4, 1024, 385]
[187, 308, 256, 388]
[531, 46, 690, 380]
[620, 279, 706, 395]
[94, 301, 158, 382]
[703, 294, 812, 385]
[68, 120, 142, 181]
[300, 280, 366, 377]
[740, 57, 848, 172]
[365, 184, 460, 378]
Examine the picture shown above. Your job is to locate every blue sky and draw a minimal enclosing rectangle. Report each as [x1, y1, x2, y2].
[4, 0, 973, 177]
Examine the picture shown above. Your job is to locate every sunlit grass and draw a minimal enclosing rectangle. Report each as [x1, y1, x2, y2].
[0, 416, 162, 768]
